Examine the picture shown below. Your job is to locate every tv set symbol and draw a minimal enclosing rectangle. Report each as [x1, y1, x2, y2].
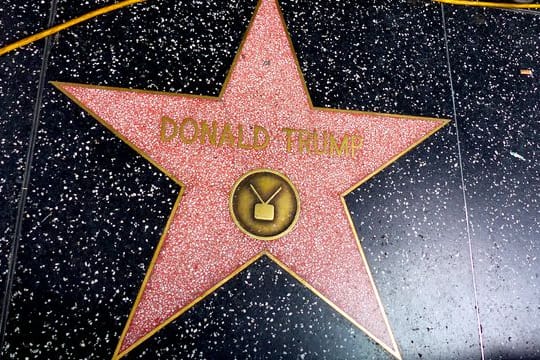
[229, 168, 300, 241]
[250, 183, 282, 221]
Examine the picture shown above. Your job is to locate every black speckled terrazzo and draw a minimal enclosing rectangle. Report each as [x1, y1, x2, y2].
[446, 7, 540, 359]
[52, 0, 259, 94]
[278, 0, 453, 117]
[0, 0, 51, 333]
[1, 1, 539, 359]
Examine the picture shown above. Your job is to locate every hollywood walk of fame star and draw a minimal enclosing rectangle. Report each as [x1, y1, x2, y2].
[52, 0, 448, 358]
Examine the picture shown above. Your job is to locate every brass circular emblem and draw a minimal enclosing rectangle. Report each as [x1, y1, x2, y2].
[230, 169, 300, 241]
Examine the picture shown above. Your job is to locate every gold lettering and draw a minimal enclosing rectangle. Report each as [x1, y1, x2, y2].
[311, 130, 327, 155]
[237, 124, 253, 150]
[160, 118, 359, 159]
[253, 125, 269, 150]
[297, 130, 311, 154]
[351, 135, 364, 158]
[329, 133, 350, 157]
[199, 121, 217, 146]
[179, 117, 199, 144]
[218, 122, 235, 147]
[160, 116, 178, 142]
[282, 128, 295, 153]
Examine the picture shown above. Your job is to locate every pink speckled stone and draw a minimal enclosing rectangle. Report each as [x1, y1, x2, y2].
[55, 0, 446, 357]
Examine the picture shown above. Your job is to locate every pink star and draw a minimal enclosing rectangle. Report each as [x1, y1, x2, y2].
[53, 0, 447, 358]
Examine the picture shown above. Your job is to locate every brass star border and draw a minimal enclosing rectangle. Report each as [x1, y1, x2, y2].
[52, 0, 449, 359]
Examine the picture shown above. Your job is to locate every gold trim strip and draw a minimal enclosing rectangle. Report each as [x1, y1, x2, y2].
[434, 0, 540, 8]
[0, 0, 145, 57]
